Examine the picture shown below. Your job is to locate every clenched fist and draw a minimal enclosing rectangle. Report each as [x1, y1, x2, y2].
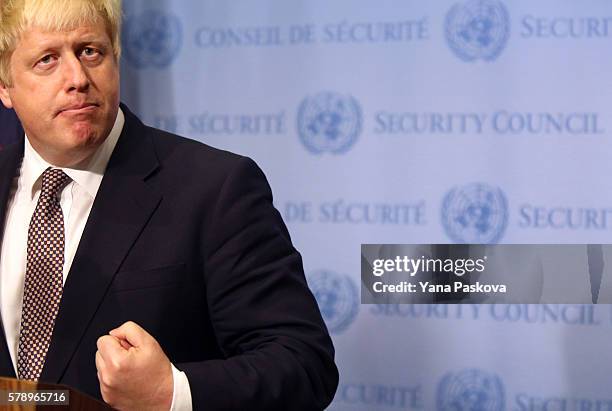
[96, 321, 174, 411]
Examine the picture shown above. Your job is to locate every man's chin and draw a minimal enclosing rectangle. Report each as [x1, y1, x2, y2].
[68, 123, 102, 144]
[46, 129, 106, 166]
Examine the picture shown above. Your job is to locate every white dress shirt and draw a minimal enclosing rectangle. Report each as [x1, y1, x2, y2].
[0, 108, 192, 411]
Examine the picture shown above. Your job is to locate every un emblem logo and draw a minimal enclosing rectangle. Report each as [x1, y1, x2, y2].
[123, 10, 182, 69]
[437, 369, 505, 411]
[297, 92, 362, 154]
[441, 183, 508, 244]
[307, 270, 358, 334]
[445, 0, 510, 62]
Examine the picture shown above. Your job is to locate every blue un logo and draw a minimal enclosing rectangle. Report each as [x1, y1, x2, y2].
[445, 0, 510, 62]
[441, 183, 508, 244]
[122, 10, 183, 69]
[297, 92, 362, 154]
[307, 270, 358, 334]
[437, 369, 505, 411]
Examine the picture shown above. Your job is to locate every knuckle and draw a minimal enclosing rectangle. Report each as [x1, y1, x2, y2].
[99, 371, 112, 387]
[110, 358, 122, 372]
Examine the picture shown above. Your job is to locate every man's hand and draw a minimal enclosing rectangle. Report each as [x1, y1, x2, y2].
[96, 321, 174, 411]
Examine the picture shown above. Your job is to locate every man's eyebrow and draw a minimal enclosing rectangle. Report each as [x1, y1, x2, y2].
[20, 44, 60, 63]
[74, 39, 109, 48]
[74, 36, 111, 48]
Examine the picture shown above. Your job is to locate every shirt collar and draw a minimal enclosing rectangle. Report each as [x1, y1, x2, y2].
[22, 107, 125, 199]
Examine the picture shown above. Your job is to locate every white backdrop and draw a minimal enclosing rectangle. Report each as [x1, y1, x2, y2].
[120, 1, 612, 409]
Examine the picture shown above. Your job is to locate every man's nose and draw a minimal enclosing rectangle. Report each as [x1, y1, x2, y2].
[62, 55, 90, 92]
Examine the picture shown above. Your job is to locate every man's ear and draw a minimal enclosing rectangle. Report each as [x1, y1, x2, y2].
[0, 82, 13, 109]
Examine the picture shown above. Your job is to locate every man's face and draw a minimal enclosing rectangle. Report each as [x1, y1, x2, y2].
[0, 19, 119, 166]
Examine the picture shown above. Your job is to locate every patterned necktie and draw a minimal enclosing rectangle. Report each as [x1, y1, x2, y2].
[17, 168, 71, 380]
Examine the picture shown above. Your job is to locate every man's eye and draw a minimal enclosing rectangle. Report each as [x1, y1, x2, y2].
[38, 55, 55, 65]
[82, 47, 100, 58]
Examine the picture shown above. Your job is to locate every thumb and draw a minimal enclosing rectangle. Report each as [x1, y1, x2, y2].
[109, 321, 149, 348]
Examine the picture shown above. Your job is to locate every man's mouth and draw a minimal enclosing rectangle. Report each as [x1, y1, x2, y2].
[58, 103, 99, 116]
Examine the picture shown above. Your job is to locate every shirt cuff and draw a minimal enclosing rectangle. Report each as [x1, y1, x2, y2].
[169, 363, 193, 411]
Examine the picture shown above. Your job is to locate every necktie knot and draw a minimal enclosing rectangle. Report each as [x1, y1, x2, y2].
[40, 168, 70, 200]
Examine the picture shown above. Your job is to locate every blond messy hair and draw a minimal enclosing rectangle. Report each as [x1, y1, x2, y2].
[0, 0, 122, 86]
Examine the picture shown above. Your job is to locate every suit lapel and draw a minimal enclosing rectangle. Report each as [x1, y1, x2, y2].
[40, 108, 161, 382]
[0, 140, 24, 378]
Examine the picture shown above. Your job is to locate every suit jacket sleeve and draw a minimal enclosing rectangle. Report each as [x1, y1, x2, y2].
[176, 156, 338, 410]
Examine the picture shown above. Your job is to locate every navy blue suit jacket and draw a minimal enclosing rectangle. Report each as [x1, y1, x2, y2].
[0, 105, 338, 410]
[0, 105, 22, 148]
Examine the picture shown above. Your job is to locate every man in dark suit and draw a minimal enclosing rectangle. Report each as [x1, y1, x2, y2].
[0, 1, 337, 410]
